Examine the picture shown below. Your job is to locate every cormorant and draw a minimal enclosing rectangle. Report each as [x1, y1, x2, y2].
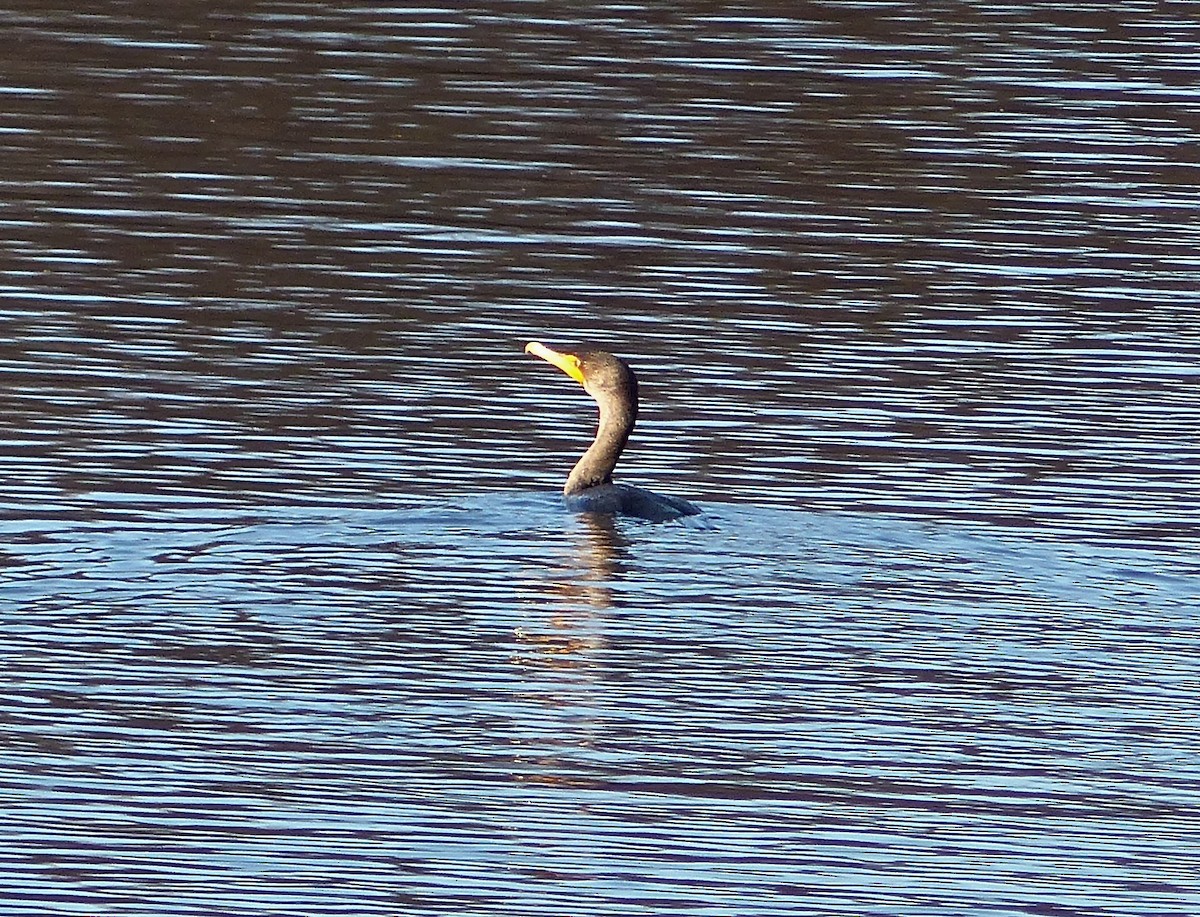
[525, 341, 702, 522]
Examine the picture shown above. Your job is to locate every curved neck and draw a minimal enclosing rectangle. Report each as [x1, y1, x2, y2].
[564, 395, 636, 495]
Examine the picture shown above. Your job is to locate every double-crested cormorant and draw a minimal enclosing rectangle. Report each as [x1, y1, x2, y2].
[525, 341, 702, 522]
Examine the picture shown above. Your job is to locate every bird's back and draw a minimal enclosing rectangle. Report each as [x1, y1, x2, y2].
[565, 483, 701, 522]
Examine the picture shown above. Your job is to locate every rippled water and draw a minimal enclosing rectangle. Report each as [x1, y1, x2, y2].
[3, 3, 1199, 915]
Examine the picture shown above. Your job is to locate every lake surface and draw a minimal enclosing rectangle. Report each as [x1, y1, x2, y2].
[2, 3, 1199, 915]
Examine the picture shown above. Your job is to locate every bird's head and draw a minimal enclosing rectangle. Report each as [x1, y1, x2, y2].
[524, 342, 637, 406]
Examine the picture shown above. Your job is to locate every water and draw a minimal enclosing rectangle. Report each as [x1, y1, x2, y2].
[3, 4, 1199, 915]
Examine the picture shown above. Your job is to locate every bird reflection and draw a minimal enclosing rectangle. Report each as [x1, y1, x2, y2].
[513, 514, 631, 662]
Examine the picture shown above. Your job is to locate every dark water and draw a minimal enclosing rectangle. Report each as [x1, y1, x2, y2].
[3, 4, 1199, 915]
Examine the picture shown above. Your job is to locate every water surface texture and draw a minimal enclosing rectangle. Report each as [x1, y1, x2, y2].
[2, 4, 1199, 916]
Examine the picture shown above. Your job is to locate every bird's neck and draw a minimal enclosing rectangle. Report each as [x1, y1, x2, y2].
[564, 397, 636, 495]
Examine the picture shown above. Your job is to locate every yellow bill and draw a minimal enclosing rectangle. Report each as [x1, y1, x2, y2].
[525, 341, 586, 385]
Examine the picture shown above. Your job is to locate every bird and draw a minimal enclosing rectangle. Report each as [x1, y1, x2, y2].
[524, 341, 702, 522]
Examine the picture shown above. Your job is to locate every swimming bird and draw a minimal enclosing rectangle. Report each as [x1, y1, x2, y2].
[524, 342, 702, 522]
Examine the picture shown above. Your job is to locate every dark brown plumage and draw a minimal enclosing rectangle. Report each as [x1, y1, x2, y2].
[525, 342, 701, 522]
